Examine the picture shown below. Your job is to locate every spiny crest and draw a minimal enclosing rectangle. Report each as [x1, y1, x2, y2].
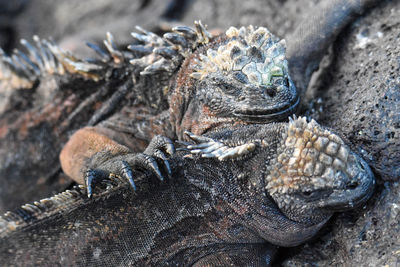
[0, 176, 126, 237]
[0, 35, 110, 90]
[190, 25, 288, 85]
[129, 21, 212, 75]
[0, 185, 86, 237]
[0, 21, 213, 90]
[266, 116, 353, 196]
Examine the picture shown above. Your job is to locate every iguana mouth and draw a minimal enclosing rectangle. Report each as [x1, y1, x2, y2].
[320, 157, 375, 211]
[233, 95, 300, 122]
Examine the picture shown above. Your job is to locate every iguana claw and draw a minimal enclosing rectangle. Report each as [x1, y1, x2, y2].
[121, 160, 136, 191]
[85, 169, 109, 198]
[184, 131, 256, 161]
[84, 135, 175, 198]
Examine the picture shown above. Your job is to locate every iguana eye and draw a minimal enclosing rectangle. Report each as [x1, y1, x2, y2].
[298, 189, 332, 201]
[301, 191, 314, 198]
[265, 86, 276, 97]
[272, 77, 289, 87]
[273, 77, 283, 86]
[220, 83, 233, 91]
[218, 82, 240, 97]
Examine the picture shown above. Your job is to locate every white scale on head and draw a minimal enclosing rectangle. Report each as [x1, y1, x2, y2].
[190, 25, 288, 86]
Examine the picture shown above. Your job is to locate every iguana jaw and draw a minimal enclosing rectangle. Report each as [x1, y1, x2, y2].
[318, 153, 375, 211]
[232, 94, 300, 122]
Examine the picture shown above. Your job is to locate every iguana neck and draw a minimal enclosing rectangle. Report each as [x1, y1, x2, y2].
[180, 146, 330, 247]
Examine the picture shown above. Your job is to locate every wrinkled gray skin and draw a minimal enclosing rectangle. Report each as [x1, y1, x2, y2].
[0, 123, 375, 266]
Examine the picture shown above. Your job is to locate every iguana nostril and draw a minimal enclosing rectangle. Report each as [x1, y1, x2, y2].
[265, 86, 276, 97]
[347, 181, 359, 189]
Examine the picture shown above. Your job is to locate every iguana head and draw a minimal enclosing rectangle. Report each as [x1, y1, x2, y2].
[189, 26, 299, 122]
[265, 117, 375, 224]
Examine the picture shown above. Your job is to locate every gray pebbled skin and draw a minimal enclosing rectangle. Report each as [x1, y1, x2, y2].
[0, 121, 374, 266]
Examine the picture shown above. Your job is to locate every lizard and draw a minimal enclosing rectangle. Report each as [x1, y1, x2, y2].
[0, 1, 384, 262]
[57, 0, 381, 195]
[0, 0, 380, 208]
[0, 117, 375, 266]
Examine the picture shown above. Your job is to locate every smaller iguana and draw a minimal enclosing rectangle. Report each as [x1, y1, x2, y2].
[0, 117, 375, 265]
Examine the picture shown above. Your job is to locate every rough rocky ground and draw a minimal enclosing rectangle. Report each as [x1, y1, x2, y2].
[312, 0, 399, 181]
[3, 0, 180, 56]
[0, 0, 398, 265]
[3, 0, 322, 55]
[283, 0, 400, 265]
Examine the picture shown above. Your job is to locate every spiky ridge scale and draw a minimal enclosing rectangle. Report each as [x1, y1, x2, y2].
[0, 21, 213, 90]
[266, 116, 354, 195]
[0, 35, 111, 90]
[191, 25, 288, 86]
[130, 21, 212, 75]
[0, 176, 129, 237]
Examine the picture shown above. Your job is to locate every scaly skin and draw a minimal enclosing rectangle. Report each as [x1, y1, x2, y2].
[0, 0, 381, 264]
[0, 0, 379, 210]
[60, 0, 381, 187]
[60, 23, 301, 185]
[0, 118, 375, 265]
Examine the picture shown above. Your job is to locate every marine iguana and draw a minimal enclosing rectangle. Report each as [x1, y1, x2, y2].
[0, 0, 382, 262]
[0, 0, 379, 209]
[0, 117, 375, 265]
[58, 0, 381, 194]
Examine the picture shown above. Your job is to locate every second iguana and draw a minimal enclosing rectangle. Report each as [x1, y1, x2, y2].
[0, 117, 375, 265]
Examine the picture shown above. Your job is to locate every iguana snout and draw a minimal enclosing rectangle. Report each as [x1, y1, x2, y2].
[317, 152, 374, 211]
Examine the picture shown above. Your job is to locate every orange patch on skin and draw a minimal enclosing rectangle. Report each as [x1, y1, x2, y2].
[93, 101, 103, 110]
[60, 127, 130, 184]
[16, 96, 79, 138]
[191, 105, 248, 136]
[0, 124, 9, 138]
[201, 105, 212, 116]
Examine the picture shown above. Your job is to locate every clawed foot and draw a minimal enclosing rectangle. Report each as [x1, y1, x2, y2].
[184, 131, 256, 161]
[85, 135, 175, 198]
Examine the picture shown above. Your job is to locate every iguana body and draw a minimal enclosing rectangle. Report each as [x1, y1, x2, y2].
[0, 0, 381, 264]
[60, 0, 380, 186]
[0, 118, 375, 265]
[0, 0, 379, 210]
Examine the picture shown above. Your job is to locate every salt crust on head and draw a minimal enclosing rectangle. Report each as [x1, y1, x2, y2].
[191, 25, 288, 86]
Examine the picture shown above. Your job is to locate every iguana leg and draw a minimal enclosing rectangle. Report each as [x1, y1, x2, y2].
[60, 127, 174, 198]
